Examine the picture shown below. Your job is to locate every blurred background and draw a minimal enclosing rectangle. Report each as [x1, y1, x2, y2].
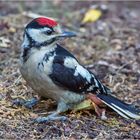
[0, 1, 140, 139]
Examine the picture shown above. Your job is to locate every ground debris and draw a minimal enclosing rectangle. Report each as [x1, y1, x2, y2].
[0, 1, 140, 139]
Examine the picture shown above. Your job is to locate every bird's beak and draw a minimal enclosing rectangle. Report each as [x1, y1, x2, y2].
[57, 31, 77, 38]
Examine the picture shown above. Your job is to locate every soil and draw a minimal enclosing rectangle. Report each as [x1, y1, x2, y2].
[0, 1, 140, 139]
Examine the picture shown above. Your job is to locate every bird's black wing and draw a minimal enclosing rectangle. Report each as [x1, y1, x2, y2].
[49, 45, 107, 94]
[47, 45, 140, 120]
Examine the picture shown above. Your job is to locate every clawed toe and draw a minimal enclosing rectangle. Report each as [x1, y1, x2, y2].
[12, 98, 25, 106]
[12, 97, 38, 109]
[24, 97, 38, 108]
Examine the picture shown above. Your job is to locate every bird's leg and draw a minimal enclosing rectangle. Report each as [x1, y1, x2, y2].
[35, 99, 69, 123]
[12, 97, 39, 109]
[91, 101, 103, 116]
[87, 94, 107, 120]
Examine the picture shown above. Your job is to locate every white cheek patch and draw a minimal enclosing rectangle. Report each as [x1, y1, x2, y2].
[27, 28, 55, 43]
[28, 28, 46, 43]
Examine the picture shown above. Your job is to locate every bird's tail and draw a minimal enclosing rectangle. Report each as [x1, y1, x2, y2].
[97, 93, 140, 120]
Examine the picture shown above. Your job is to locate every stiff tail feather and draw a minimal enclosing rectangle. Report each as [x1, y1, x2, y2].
[97, 94, 140, 120]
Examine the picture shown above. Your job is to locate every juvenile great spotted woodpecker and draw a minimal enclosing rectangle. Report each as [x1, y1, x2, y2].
[20, 17, 140, 122]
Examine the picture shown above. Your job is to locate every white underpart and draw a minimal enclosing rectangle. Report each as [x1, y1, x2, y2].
[27, 28, 56, 43]
[43, 53, 56, 75]
[20, 43, 85, 103]
[20, 44, 57, 92]
[32, 42, 57, 55]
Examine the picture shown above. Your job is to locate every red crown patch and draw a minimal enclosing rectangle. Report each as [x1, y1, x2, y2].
[35, 17, 58, 27]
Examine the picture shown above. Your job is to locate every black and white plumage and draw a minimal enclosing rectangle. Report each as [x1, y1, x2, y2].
[49, 44, 107, 94]
[20, 17, 140, 122]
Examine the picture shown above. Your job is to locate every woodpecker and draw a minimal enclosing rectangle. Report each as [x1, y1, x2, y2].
[20, 17, 140, 122]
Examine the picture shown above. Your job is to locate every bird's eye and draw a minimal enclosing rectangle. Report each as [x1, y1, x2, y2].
[45, 30, 53, 35]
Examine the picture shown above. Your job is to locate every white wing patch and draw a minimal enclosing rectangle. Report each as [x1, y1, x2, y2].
[74, 65, 92, 82]
[64, 57, 92, 83]
[64, 57, 77, 69]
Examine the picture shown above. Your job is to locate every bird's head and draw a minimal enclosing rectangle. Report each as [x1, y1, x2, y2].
[24, 17, 76, 47]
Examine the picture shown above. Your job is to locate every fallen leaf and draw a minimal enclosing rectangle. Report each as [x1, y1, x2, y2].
[8, 27, 16, 33]
[73, 99, 92, 112]
[82, 9, 102, 23]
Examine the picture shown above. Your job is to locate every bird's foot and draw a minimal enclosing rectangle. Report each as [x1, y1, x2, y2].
[87, 94, 107, 120]
[34, 113, 68, 123]
[34, 99, 70, 123]
[92, 102, 107, 120]
[12, 97, 38, 109]
[91, 101, 105, 118]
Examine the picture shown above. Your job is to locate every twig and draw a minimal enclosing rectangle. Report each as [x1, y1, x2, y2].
[85, 64, 95, 69]
[7, 75, 22, 89]
[115, 60, 135, 74]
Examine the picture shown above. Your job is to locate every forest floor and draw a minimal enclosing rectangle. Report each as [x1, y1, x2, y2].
[0, 1, 140, 139]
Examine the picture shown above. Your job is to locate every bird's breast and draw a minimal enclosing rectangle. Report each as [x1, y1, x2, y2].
[20, 48, 85, 104]
[20, 50, 57, 97]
